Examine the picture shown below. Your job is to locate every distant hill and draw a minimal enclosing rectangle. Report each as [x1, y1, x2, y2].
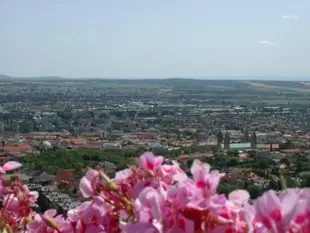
[0, 75, 64, 82]
[0, 75, 12, 80]
[0, 74, 309, 81]
[1, 75, 310, 93]
[23, 76, 64, 81]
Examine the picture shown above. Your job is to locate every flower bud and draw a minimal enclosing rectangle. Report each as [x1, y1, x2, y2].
[42, 216, 60, 232]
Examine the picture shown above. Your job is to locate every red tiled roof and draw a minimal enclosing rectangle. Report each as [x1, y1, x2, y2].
[178, 154, 190, 160]
[88, 141, 104, 145]
[63, 138, 85, 145]
[55, 170, 75, 182]
[239, 153, 248, 159]
[264, 144, 280, 149]
[281, 149, 303, 153]
[13, 153, 28, 157]
[136, 132, 158, 139]
[55, 170, 76, 189]
[2, 144, 32, 155]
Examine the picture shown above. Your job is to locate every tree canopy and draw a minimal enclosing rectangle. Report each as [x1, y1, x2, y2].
[18, 149, 135, 178]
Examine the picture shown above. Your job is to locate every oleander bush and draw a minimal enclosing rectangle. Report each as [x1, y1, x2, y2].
[0, 152, 309, 232]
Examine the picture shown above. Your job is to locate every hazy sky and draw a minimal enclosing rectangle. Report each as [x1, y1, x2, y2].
[0, 0, 309, 78]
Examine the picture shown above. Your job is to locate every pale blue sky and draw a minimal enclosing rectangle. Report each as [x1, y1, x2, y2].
[0, 0, 309, 78]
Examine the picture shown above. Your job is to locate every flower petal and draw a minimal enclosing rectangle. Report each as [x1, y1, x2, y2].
[79, 176, 93, 198]
[3, 161, 22, 171]
[229, 189, 250, 206]
[44, 209, 57, 218]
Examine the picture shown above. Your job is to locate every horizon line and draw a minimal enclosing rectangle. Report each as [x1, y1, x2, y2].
[1, 74, 310, 81]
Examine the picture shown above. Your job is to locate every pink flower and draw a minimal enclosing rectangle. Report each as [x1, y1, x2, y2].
[27, 209, 59, 232]
[200, 195, 249, 233]
[134, 187, 165, 222]
[4, 153, 310, 233]
[190, 160, 210, 178]
[0, 177, 6, 195]
[2, 194, 19, 210]
[23, 185, 39, 205]
[53, 215, 74, 233]
[167, 180, 203, 209]
[289, 192, 310, 233]
[132, 178, 159, 199]
[253, 190, 299, 233]
[68, 196, 111, 233]
[120, 220, 163, 233]
[79, 168, 101, 198]
[0, 161, 21, 174]
[139, 152, 164, 174]
[134, 186, 195, 233]
[114, 168, 133, 184]
[229, 190, 250, 206]
[67, 201, 92, 222]
[159, 162, 188, 184]
[75, 223, 107, 233]
[190, 160, 224, 197]
[27, 214, 46, 232]
[166, 214, 194, 233]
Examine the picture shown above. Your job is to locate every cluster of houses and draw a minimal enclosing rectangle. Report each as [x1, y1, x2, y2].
[38, 186, 81, 214]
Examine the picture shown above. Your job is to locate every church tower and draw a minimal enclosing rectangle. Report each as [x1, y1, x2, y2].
[217, 131, 223, 149]
[251, 131, 257, 149]
[224, 131, 230, 149]
[244, 128, 249, 141]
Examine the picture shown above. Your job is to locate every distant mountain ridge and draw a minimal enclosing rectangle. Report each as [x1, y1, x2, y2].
[0, 75, 63, 81]
[0, 75, 12, 80]
[0, 74, 309, 81]
[1, 74, 310, 93]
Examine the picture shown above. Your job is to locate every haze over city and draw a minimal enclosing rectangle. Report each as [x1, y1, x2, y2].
[1, 0, 310, 79]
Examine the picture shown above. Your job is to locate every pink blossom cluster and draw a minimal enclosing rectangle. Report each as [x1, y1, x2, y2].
[0, 152, 310, 233]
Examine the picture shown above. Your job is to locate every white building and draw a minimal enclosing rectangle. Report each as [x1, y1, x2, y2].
[103, 142, 122, 149]
[39, 141, 53, 150]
